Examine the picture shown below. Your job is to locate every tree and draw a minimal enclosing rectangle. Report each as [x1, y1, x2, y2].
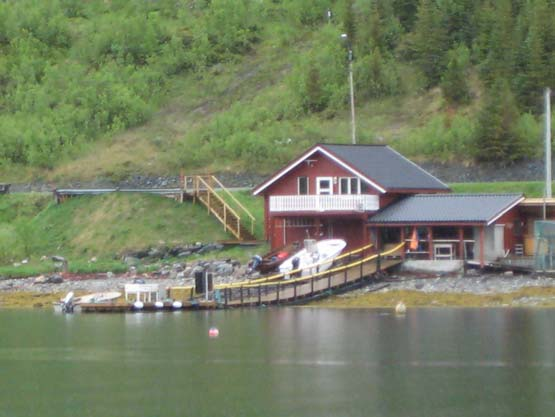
[412, 0, 448, 87]
[441, 44, 471, 105]
[474, 79, 524, 164]
[341, 0, 356, 42]
[304, 64, 326, 112]
[478, 0, 517, 85]
[514, 0, 555, 112]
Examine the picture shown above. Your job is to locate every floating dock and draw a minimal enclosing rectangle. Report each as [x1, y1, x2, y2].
[78, 243, 404, 313]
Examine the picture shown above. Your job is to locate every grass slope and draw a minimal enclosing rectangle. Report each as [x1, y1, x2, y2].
[0, 192, 266, 276]
[0, 180, 545, 276]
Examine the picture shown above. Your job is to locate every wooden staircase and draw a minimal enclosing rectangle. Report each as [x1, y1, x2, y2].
[185, 175, 256, 241]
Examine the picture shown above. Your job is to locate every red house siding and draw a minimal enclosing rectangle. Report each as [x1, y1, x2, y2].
[263, 152, 382, 197]
[261, 150, 384, 250]
[494, 209, 520, 253]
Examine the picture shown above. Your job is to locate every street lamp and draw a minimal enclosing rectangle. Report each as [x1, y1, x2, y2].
[341, 33, 356, 144]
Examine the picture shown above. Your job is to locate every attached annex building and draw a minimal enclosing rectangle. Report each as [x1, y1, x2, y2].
[253, 144, 527, 267]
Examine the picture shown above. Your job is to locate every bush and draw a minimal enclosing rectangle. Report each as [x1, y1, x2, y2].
[441, 44, 471, 105]
[395, 114, 476, 161]
[355, 49, 400, 99]
[288, 25, 347, 114]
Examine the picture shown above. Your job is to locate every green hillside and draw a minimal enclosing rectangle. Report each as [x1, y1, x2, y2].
[0, 192, 267, 276]
[0, 0, 553, 184]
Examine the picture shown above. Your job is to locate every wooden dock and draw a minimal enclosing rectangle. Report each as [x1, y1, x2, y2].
[79, 243, 404, 313]
[78, 299, 217, 313]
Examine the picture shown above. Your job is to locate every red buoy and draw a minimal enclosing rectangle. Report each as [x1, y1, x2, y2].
[208, 327, 219, 338]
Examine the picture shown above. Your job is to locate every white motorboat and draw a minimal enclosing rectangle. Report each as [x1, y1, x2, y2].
[279, 239, 347, 278]
[74, 291, 122, 304]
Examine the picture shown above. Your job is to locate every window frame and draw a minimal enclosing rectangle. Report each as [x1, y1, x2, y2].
[339, 177, 361, 195]
[297, 176, 309, 195]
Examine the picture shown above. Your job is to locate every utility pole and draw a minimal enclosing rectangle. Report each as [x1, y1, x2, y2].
[341, 33, 356, 145]
[348, 48, 356, 144]
[546, 87, 552, 198]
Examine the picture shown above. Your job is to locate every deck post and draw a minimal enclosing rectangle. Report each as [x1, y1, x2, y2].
[240, 286, 244, 305]
[276, 283, 280, 304]
[224, 288, 228, 307]
[458, 227, 465, 260]
[328, 273, 331, 289]
[311, 276, 314, 293]
[428, 227, 434, 260]
[400, 227, 406, 260]
[344, 268, 348, 284]
[479, 226, 485, 268]
[294, 281, 297, 300]
[247, 287, 251, 304]
[258, 285, 262, 305]
[376, 254, 381, 272]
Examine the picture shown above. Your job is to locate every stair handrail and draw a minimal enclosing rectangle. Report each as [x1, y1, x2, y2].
[209, 175, 256, 234]
[194, 176, 243, 238]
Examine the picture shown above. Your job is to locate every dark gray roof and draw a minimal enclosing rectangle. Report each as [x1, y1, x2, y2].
[323, 144, 449, 191]
[369, 193, 524, 224]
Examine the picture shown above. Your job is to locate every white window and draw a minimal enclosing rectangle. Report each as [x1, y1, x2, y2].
[317, 177, 333, 195]
[339, 177, 360, 194]
[298, 177, 309, 195]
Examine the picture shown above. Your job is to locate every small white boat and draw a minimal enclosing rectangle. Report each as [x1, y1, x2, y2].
[74, 291, 122, 304]
[279, 239, 347, 278]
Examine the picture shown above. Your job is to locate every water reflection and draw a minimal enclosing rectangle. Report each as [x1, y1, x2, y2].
[1, 308, 555, 417]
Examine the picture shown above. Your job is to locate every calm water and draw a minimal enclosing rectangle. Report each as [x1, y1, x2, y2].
[1, 307, 555, 417]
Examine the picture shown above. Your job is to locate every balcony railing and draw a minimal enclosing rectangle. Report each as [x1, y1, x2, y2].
[269, 194, 379, 213]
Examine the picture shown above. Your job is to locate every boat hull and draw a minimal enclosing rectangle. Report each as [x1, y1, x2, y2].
[279, 239, 347, 278]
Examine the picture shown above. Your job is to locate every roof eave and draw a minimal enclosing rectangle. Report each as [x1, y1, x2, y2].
[252, 144, 387, 195]
[486, 195, 525, 226]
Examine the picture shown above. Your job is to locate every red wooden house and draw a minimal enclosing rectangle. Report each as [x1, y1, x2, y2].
[253, 143, 450, 250]
[254, 144, 527, 267]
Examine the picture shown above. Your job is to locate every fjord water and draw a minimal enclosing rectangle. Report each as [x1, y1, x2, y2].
[1, 308, 555, 417]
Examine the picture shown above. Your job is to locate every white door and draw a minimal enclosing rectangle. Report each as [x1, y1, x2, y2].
[494, 224, 505, 257]
[317, 177, 333, 195]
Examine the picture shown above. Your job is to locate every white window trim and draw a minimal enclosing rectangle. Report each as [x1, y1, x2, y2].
[317, 177, 333, 195]
[339, 177, 361, 195]
[297, 176, 309, 195]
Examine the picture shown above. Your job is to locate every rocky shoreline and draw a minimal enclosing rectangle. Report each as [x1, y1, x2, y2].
[3, 267, 555, 308]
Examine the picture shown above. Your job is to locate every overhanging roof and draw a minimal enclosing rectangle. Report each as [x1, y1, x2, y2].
[368, 193, 524, 226]
[253, 144, 450, 195]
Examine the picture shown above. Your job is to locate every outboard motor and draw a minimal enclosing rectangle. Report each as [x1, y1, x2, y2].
[61, 291, 75, 313]
[247, 255, 262, 274]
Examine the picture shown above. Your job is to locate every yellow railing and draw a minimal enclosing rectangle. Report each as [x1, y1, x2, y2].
[167, 242, 404, 302]
[210, 176, 256, 236]
[237, 242, 404, 288]
[215, 242, 406, 290]
[183, 175, 256, 240]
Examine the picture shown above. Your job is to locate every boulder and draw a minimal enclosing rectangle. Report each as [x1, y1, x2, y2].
[47, 274, 64, 284]
[123, 256, 140, 267]
[215, 263, 234, 276]
[34, 275, 48, 284]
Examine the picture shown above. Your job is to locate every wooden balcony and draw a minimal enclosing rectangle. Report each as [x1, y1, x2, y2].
[269, 194, 379, 213]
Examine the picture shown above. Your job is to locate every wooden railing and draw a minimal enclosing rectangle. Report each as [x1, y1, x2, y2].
[269, 194, 379, 212]
[217, 242, 404, 306]
[216, 242, 375, 289]
[169, 242, 404, 307]
[185, 175, 256, 241]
